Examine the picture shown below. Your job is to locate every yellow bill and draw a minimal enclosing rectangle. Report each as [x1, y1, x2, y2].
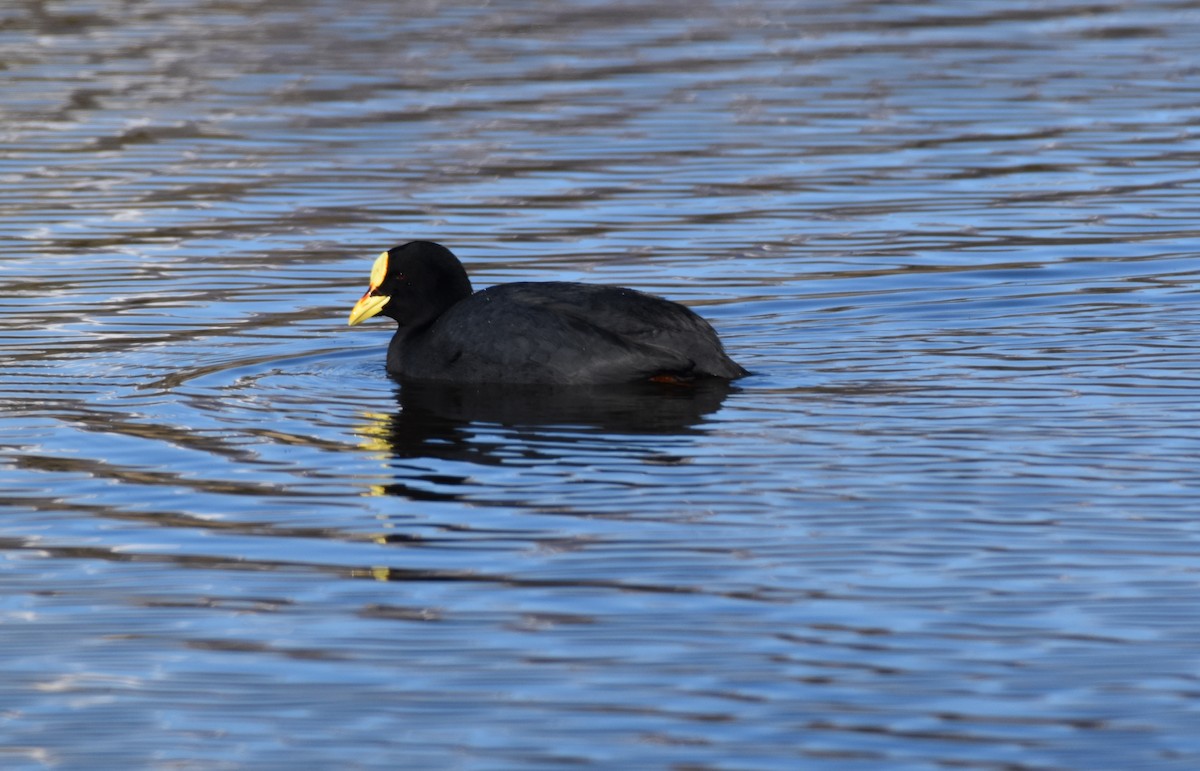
[348, 251, 392, 325]
[348, 292, 390, 325]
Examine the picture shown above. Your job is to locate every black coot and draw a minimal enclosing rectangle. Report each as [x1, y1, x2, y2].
[348, 241, 748, 385]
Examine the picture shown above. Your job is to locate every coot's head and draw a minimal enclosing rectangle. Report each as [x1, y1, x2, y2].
[348, 241, 473, 329]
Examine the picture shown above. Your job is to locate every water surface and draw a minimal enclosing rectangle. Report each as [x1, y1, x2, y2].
[4, 1, 1200, 768]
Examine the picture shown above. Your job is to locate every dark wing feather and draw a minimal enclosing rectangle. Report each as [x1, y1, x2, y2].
[395, 282, 743, 384]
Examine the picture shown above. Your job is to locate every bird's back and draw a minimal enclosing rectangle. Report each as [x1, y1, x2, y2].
[389, 282, 746, 384]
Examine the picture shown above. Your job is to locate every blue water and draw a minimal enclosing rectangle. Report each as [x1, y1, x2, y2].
[3, 1, 1200, 768]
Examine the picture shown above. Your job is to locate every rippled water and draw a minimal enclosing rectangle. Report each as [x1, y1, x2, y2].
[4, 1, 1200, 768]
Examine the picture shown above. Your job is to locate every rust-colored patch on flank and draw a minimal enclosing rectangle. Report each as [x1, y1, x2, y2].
[649, 374, 687, 385]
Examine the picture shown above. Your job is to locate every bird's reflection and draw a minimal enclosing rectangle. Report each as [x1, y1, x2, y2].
[357, 379, 736, 468]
